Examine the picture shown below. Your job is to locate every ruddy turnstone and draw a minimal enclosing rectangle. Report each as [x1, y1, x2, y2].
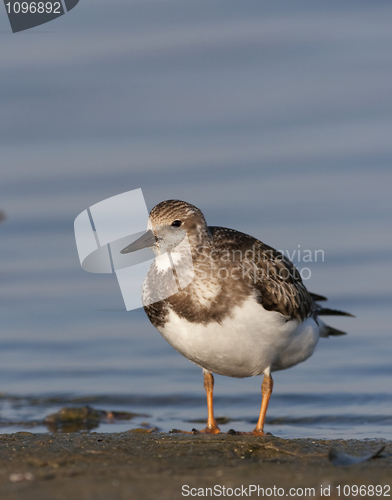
[121, 200, 352, 435]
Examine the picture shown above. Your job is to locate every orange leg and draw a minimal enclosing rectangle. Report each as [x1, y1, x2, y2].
[251, 372, 273, 435]
[200, 370, 220, 434]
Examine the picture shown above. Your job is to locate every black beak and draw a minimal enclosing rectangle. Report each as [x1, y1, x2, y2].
[120, 230, 156, 254]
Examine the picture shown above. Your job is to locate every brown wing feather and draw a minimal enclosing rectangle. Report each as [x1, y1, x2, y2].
[209, 226, 314, 321]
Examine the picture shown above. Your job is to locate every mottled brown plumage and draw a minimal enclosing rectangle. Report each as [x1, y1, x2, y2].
[142, 201, 351, 333]
[144, 224, 314, 328]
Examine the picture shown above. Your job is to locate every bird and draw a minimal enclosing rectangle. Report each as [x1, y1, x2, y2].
[120, 200, 352, 435]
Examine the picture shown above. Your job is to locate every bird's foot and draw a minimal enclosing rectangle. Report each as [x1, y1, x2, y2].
[199, 426, 221, 435]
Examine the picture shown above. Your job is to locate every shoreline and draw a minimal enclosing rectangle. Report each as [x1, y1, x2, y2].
[0, 431, 390, 499]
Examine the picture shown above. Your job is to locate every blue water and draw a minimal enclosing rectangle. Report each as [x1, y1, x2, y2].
[0, 0, 391, 439]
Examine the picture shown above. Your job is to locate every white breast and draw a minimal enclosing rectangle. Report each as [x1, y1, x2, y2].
[156, 296, 320, 378]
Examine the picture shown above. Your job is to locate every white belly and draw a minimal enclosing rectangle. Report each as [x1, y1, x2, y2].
[157, 297, 320, 377]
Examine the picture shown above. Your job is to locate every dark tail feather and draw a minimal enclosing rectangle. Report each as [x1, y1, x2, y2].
[309, 292, 328, 302]
[317, 308, 355, 317]
[313, 295, 353, 337]
[322, 325, 347, 336]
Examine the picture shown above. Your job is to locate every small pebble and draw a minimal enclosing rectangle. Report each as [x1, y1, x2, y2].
[9, 472, 34, 483]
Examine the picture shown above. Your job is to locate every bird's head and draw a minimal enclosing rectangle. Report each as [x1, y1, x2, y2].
[120, 200, 208, 256]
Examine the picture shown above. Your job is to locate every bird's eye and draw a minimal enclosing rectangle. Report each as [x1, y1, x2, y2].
[171, 220, 182, 227]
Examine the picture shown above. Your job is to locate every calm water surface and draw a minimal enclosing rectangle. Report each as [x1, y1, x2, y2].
[0, 0, 391, 439]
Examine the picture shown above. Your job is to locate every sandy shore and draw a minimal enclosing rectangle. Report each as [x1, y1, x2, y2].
[0, 431, 390, 499]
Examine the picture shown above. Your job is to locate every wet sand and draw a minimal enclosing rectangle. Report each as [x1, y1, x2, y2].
[0, 431, 390, 499]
